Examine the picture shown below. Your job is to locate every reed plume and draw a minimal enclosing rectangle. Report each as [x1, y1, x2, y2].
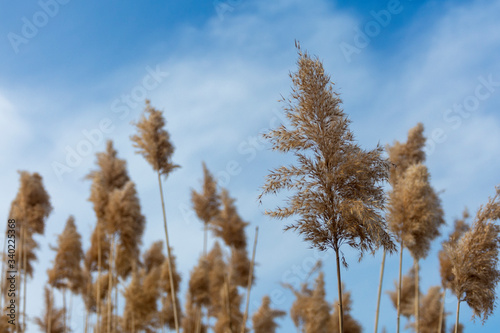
[388, 163, 444, 258]
[130, 99, 179, 176]
[446, 186, 500, 329]
[188, 256, 211, 308]
[206, 242, 227, 318]
[86, 141, 130, 224]
[213, 281, 244, 333]
[123, 267, 162, 332]
[104, 179, 145, 333]
[47, 215, 84, 332]
[122, 269, 143, 332]
[47, 216, 84, 292]
[288, 282, 312, 330]
[388, 162, 444, 332]
[304, 272, 334, 333]
[259, 42, 395, 333]
[384, 122, 426, 333]
[86, 140, 130, 331]
[143, 240, 166, 274]
[192, 162, 221, 255]
[85, 224, 111, 272]
[212, 189, 248, 250]
[283, 261, 323, 331]
[439, 210, 470, 290]
[9, 170, 52, 330]
[437, 209, 469, 333]
[251, 296, 286, 333]
[191, 163, 223, 331]
[106, 180, 145, 278]
[387, 123, 426, 183]
[131, 99, 180, 333]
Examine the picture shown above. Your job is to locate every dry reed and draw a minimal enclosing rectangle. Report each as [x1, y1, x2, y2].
[259, 42, 395, 333]
[192, 162, 221, 255]
[446, 186, 500, 326]
[131, 100, 180, 333]
[251, 296, 286, 333]
[385, 122, 426, 333]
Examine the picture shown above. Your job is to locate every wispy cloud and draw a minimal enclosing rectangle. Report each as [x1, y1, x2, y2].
[2, 0, 500, 331]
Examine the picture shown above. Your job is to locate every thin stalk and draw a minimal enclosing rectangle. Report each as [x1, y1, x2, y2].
[374, 249, 386, 333]
[241, 227, 259, 333]
[198, 221, 208, 333]
[107, 236, 115, 333]
[455, 300, 461, 333]
[203, 222, 208, 257]
[195, 304, 202, 333]
[85, 305, 88, 333]
[397, 240, 404, 333]
[194, 305, 201, 333]
[18, 224, 24, 332]
[438, 288, 446, 333]
[48, 286, 52, 333]
[63, 288, 67, 333]
[23, 230, 28, 331]
[69, 294, 74, 333]
[335, 248, 344, 333]
[157, 171, 180, 333]
[96, 224, 102, 333]
[223, 273, 232, 333]
[160, 301, 164, 332]
[415, 258, 420, 333]
[114, 279, 119, 333]
[0, 222, 7, 310]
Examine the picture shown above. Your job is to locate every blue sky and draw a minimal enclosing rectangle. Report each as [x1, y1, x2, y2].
[1, 0, 500, 332]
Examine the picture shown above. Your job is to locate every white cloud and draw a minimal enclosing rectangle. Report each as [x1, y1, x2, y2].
[3, 0, 500, 331]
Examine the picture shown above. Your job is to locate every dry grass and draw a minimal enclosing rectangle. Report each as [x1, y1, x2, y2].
[252, 296, 286, 333]
[387, 163, 444, 260]
[259, 42, 394, 333]
[446, 187, 500, 322]
[130, 99, 179, 176]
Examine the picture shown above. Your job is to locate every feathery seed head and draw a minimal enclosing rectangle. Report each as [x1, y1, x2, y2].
[387, 163, 444, 259]
[131, 100, 180, 176]
[446, 187, 500, 322]
[260, 46, 395, 264]
[192, 162, 221, 225]
[387, 123, 426, 184]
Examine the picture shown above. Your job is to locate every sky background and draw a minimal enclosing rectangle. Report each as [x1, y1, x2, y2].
[1, 0, 500, 332]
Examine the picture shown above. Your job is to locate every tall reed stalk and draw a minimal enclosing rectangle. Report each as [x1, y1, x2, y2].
[241, 226, 258, 333]
[131, 101, 180, 332]
[259, 42, 395, 333]
[374, 249, 386, 333]
[158, 171, 180, 332]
